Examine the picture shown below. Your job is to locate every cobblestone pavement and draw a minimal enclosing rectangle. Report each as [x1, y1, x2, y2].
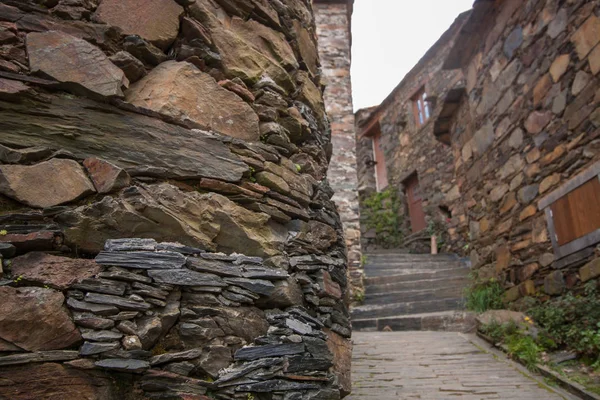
[347, 331, 578, 400]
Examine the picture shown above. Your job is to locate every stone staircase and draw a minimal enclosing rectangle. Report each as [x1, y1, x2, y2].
[351, 250, 476, 332]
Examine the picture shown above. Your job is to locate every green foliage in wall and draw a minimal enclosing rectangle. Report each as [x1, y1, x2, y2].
[362, 187, 403, 248]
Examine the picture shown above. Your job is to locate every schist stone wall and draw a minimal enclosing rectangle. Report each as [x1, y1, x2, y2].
[0, 0, 351, 399]
[443, 0, 600, 302]
[313, 0, 361, 290]
[354, 13, 469, 253]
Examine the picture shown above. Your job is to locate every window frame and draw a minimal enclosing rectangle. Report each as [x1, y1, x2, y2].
[538, 161, 600, 260]
[412, 87, 431, 127]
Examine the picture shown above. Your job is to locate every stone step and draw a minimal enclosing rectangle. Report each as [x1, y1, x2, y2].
[351, 297, 464, 320]
[364, 263, 467, 277]
[361, 285, 465, 306]
[365, 267, 470, 283]
[351, 311, 476, 333]
[366, 276, 471, 294]
[363, 253, 460, 263]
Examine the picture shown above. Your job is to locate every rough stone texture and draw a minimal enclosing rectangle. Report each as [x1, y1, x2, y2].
[0, 363, 134, 400]
[125, 61, 260, 141]
[436, 0, 600, 304]
[83, 157, 131, 194]
[10, 252, 101, 290]
[94, 0, 183, 50]
[0, 159, 95, 208]
[0, 0, 350, 397]
[0, 287, 81, 351]
[26, 31, 128, 98]
[315, 2, 361, 292]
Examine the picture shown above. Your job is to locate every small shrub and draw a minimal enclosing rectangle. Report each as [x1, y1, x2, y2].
[362, 187, 403, 248]
[465, 279, 504, 313]
[506, 334, 541, 371]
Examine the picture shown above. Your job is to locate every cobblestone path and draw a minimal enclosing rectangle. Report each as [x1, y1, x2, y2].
[347, 331, 578, 400]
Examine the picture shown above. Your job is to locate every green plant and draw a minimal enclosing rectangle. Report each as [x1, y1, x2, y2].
[464, 278, 504, 313]
[295, 164, 301, 172]
[426, 219, 447, 249]
[506, 334, 541, 371]
[527, 282, 600, 365]
[353, 289, 365, 303]
[362, 187, 403, 248]
[480, 320, 518, 343]
[360, 254, 368, 267]
[0, 229, 6, 236]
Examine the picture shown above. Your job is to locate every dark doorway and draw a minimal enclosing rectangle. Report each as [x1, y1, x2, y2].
[404, 173, 426, 233]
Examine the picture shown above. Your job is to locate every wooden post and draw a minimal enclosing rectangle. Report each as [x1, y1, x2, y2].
[431, 235, 438, 255]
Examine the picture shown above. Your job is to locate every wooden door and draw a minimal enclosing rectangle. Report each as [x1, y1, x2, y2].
[404, 174, 427, 233]
[372, 131, 388, 191]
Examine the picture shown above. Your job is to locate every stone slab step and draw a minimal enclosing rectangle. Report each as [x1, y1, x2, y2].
[352, 311, 476, 333]
[365, 267, 470, 283]
[366, 276, 471, 294]
[351, 298, 464, 320]
[362, 285, 465, 306]
[364, 261, 465, 273]
[363, 254, 460, 263]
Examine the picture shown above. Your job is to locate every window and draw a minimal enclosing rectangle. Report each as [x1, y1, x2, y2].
[538, 161, 600, 260]
[412, 88, 431, 127]
[372, 129, 389, 192]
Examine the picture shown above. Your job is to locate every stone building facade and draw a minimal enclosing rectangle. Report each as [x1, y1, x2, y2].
[354, 12, 470, 253]
[0, 0, 351, 398]
[314, 0, 361, 290]
[441, 0, 600, 302]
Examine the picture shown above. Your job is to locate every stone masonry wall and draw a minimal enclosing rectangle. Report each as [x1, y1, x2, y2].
[354, 13, 469, 254]
[445, 0, 600, 303]
[0, 0, 351, 398]
[314, 1, 361, 291]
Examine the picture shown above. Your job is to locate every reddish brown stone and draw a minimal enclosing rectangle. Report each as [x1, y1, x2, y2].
[519, 205, 537, 221]
[0, 363, 130, 400]
[94, 0, 183, 50]
[571, 14, 600, 59]
[83, 157, 131, 194]
[26, 31, 128, 98]
[218, 79, 255, 103]
[0, 78, 32, 100]
[495, 245, 511, 273]
[319, 270, 342, 299]
[549, 54, 569, 82]
[11, 252, 101, 290]
[533, 73, 552, 106]
[0, 159, 95, 208]
[0, 231, 60, 254]
[0, 287, 81, 351]
[589, 44, 600, 75]
[325, 329, 352, 398]
[125, 61, 260, 141]
[539, 173, 560, 193]
[524, 110, 552, 134]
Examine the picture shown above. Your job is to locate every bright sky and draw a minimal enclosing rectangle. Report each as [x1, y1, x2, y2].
[351, 0, 474, 111]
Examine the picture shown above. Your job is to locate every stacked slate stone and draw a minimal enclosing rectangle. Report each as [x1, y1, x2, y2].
[0, 237, 349, 399]
[0, 0, 351, 398]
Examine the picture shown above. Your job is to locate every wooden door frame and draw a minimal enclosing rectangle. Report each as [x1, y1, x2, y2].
[403, 172, 427, 233]
[538, 161, 600, 260]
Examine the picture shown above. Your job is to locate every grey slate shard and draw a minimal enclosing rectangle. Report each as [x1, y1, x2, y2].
[67, 297, 119, 315]
[95, 358, 150, 373]
[186, 257, 243, 277]
[99, 268, 153, 283]
[224, 277, 275, 296]
[285, 354, 333, 373]
[156, 242, 206, 255]
[200, 252, 237, 261]
[226, 285, 260, 300]
[0, 350, 79, 366]
[236, 379, 320, 392]
[0, 243, 16, 258]
[242, 266, 289, 280]
[222, 290, 254, 304]
[80, 329, 123, 342]
[148, 269, 227, 287]
[85, 292, 152, 311]
[80, 341, 120, 355]
[233, 254, 263, 265]
[234, 343, 304, 361]
[285, 318, 313, 335]
[95, 251, 186, 269]
[149, 349, 203, 366]
[72, 278, 128, 296]
[215, 358, 284, 385]
[104, 238, 157, 252]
